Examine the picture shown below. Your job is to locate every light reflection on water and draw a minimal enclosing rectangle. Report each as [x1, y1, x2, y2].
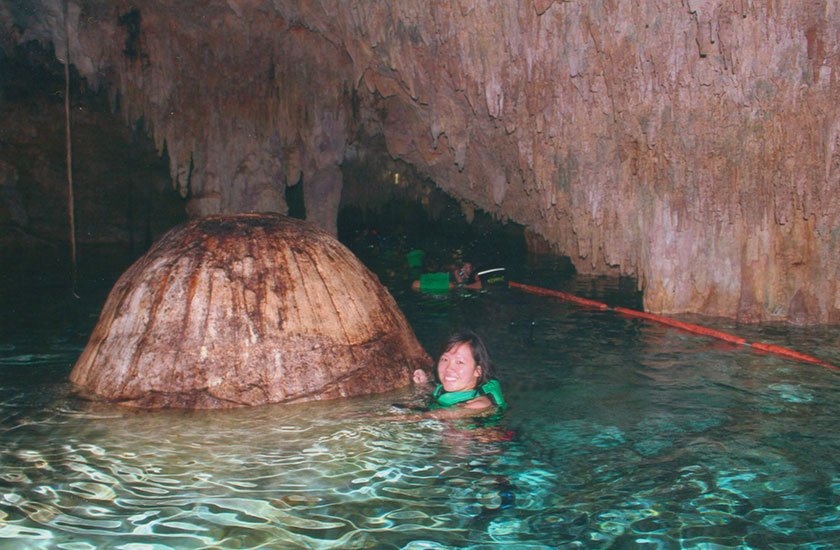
[2, 263, 840, 549]
[0, 390, 544, 549]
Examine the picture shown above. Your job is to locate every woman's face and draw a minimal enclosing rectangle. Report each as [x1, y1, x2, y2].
[437, 342, 481, 393]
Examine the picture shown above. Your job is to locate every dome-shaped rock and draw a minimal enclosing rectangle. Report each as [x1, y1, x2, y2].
[70, 214, 432, 408]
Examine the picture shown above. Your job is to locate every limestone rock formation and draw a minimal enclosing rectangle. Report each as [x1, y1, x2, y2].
[3, 1, 840, 324]
[69, 213, 432, 408]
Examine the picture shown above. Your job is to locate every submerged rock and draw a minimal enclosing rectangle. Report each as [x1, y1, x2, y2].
[70, 213, 432, 408]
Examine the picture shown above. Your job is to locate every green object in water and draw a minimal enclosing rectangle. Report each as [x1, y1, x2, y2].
[429, 379, 507, 410]
[406, 249, 425, 268]
[419, 272, 450, 292]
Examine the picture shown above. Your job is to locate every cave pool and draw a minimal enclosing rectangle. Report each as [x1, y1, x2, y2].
[2, 254, 840, 550]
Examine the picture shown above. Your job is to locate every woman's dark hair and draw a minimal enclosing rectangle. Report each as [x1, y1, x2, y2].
[440, 330, 496, 385]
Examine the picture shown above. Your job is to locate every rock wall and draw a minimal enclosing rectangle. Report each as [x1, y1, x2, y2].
[0, 39, 184, 252]
[3, 0, 840, 324]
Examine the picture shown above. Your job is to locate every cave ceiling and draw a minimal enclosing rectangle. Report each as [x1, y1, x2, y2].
[2, 0, 840, 324]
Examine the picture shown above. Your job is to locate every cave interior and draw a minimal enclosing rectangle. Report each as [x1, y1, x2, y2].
[3, 1, 840, 325]
[0, 38, 554, 298]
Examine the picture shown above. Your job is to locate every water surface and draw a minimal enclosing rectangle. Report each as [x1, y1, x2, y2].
[2, 254, 839, 549]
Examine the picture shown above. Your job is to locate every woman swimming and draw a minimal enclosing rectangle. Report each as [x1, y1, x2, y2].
[413, 330, 506, 414]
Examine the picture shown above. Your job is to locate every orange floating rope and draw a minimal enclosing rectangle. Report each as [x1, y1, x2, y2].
[509, 281, 837, 371]
[748, 342, 839, 371]
[508, 281, 609, 310]
[612, 307, 747, 346]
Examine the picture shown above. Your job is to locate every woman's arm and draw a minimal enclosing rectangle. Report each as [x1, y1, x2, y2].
[459, 395, 492, 409]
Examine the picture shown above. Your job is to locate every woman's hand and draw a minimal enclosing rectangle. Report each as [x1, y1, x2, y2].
[413, 369, 430, 384]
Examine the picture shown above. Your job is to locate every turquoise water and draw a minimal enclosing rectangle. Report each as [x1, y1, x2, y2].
[2, 252, 840, 549]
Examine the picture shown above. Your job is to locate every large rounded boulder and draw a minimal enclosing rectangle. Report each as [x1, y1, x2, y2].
[70, 213, 432, 408]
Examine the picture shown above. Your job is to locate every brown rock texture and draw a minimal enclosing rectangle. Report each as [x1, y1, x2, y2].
[69, 213, 432, 408]
[4, 1, 840, 323]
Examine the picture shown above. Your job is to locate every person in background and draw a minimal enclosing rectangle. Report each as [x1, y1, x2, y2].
[411, 261, 483, 292]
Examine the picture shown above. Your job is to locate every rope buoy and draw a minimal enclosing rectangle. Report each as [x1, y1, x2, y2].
[508, 281, 610, 310]
[509, 281, 837, 371]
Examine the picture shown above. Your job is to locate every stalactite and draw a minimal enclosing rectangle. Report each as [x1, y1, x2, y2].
[8, 0, 840, 323]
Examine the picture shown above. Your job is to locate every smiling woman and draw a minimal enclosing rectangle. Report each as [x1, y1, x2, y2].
[413, 330, 507, 413]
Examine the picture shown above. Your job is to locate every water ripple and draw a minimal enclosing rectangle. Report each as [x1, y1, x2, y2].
[3, 268, 840, 548]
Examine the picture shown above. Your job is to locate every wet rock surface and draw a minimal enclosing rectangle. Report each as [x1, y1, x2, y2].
[69, 213, 432, 408]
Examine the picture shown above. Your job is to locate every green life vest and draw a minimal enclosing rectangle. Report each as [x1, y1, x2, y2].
[430, 379, 506, 410]
[419, 272, 451, 292]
